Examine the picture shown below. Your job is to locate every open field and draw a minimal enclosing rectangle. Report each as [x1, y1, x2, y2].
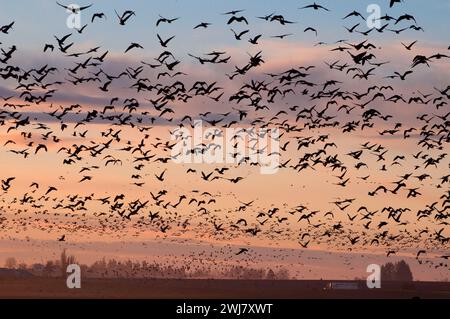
[0, 278, 449, 299]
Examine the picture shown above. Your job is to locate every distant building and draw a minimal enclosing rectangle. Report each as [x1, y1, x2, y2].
[324, 281, 361, 290]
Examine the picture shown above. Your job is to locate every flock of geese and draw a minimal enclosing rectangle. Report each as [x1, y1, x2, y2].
[0, 1, 449, 277]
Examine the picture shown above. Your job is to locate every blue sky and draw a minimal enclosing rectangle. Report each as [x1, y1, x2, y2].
[1, 0, 449, 54]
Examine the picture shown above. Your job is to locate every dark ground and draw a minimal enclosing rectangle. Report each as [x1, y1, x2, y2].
[0, 277, 449, 299]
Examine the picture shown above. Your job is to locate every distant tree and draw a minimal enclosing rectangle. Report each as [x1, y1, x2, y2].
[266, 269, 276, 280]
[60, 249, 78, 277]
[276, 268, 290, 280]
[67, 254, 77, 266]
[31, 263, 45, 275]
[60, 249, 67, 277]
[395, 260, 413, 282]
[381, 262, 395, 281]
[4, 257, 17, 269]
[381, 260, 413, 282]
[18, 263, 28, 270]
[43, 260, 55, 277]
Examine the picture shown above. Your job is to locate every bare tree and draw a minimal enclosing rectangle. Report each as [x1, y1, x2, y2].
[60, 249, 67, 277]
[60, 249, 77, 277]
[4, 257, 17, 269]
[43, 260, 55, 277]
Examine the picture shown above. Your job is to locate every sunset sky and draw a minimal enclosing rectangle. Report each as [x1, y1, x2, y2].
[0, 0, 449, 281]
